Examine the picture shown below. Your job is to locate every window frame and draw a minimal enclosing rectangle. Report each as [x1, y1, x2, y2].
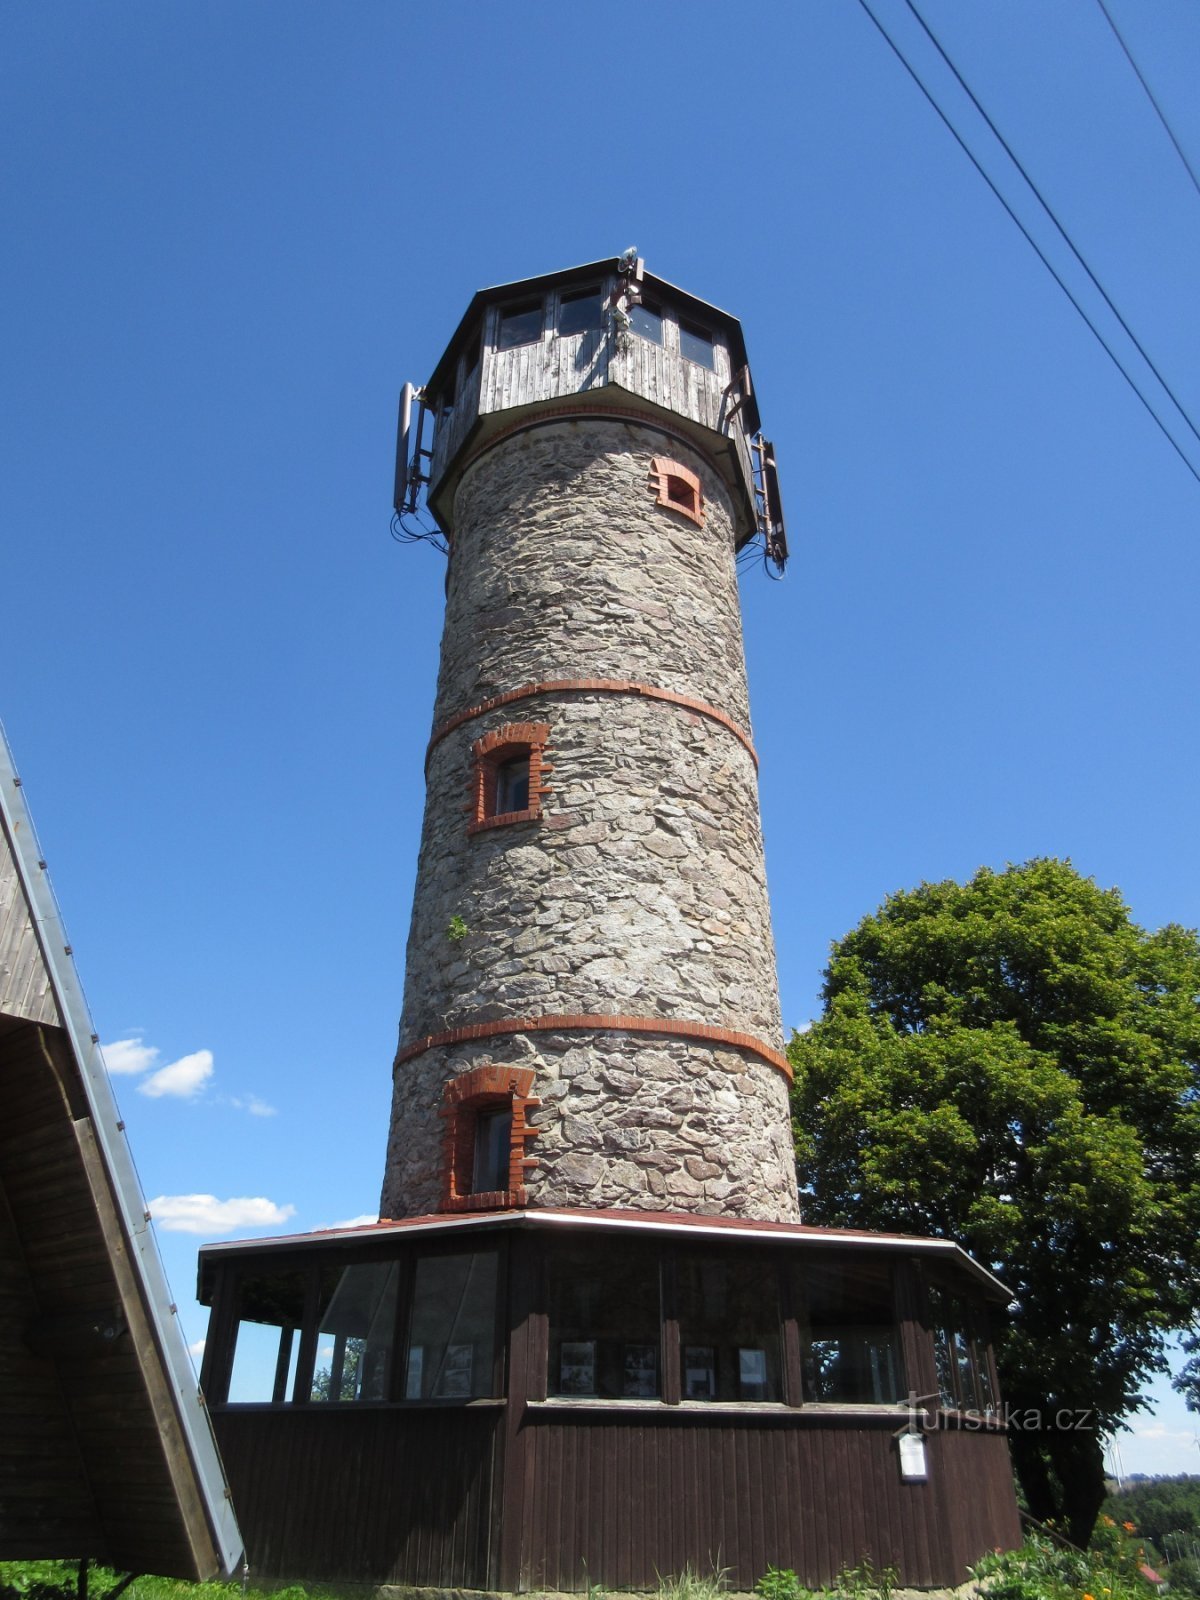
[649, 457, 704, 528]
[467, 721, 551, 834]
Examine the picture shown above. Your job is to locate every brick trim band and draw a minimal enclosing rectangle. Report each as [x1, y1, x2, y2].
[428, 679, 757, 767]
[394, 1014, 792, 1082]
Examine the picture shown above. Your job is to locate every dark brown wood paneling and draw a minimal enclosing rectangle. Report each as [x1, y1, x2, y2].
[0, 1021, 204, 1575]
[212, 1406, 502, 1585]
[514, 1406, 1017, 1592]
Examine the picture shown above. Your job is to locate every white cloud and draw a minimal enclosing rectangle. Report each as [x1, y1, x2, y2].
[138, 1049, 214, 1099]
[148, 1193, 297, 1235]
[102, 1036, 160, 1076]
[229, 1093, 277, 1118]
[326, 1213, 379, 1230]
[189, 1338, 206, 1358]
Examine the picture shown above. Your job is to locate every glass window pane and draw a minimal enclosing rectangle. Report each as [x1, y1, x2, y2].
[495, 757, 529, 814]
[473, 1107, 512, 1194]
[498, 301, 543, 349]
[677, 1255, 782, 1402]
[405, 1252, 499, 1399]
[548, 1243, 661, 1398]
[798, 1258, 903, 1404]
[310, 1261, 399, 1403]
[558, 288, 602, 336]
[679, 319, 715, 370]
[227, 1269, 307, 1403]
[630, 301, 662, 345]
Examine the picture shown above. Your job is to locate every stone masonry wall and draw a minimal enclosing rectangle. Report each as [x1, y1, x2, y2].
[380, 417, 800, 1222]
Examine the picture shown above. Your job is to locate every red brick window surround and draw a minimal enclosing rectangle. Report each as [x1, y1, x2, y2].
[439, 1063, 540, 1212]
[467, 721, 551, 834]
[650, 457, 704, 527]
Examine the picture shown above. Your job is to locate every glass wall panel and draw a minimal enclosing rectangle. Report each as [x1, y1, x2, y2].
[677, 1255, 782, 1402]
[797, 1258, 903, 1404]
[547, 1243, 661, 1399]
[227, 1269, 307, 1403]
[310, 1261, 399, 1403]
[929, 1287, 996, 1412]
[404, 1252, 498, 1399]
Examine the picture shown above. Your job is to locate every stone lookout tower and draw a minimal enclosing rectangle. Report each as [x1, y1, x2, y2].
[197, 256, 1020, 1596]
[380, 251, 797, 1223]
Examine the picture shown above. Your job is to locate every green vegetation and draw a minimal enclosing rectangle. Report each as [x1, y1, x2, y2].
[788, 859, 1200, 1547]
[445, 914, 469, 941]
[1104, 1476, 1200, 1594]
[0, 1566, 315, 1600]
[753, 1560, 896, 1600]
[971, 1522, 1162, 1600]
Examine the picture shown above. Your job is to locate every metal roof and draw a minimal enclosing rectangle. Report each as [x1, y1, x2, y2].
[198, 1204, 1011, 1303]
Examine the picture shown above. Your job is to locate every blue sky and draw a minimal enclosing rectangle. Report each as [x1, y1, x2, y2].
[3, 1, 1199, 1477]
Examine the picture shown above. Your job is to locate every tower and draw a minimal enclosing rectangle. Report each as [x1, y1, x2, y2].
[196, 255, 1020, 1594]
[381, 252, 797, 1223]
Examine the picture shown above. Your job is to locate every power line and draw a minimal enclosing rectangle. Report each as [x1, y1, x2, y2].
[854, 0, 1200, 489]
[905, 0, 1200, 459]
[1094, 0, 1200, 207]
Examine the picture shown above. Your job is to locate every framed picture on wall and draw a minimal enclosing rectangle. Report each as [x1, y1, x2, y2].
[623, 1343, 658, 1398]
[559, 1340, 596, 1396]
[684, 1346, 716, 1400]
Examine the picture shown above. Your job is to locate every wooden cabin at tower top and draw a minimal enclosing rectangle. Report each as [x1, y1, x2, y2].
[408, 256, 764, 541]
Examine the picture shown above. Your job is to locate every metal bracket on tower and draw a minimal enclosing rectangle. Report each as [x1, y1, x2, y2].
[750, 434, 789, 576]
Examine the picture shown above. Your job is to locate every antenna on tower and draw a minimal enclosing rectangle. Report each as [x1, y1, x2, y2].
[390, 383, 446, 553]
[749, 434, 789, 577]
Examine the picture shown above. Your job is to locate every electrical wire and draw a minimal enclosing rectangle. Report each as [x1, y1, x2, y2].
[855, 0, 1200, 489]
[1094, 0, 1200, 207]
[390, 509, 447, 556]
[905, 0, 1200, 458]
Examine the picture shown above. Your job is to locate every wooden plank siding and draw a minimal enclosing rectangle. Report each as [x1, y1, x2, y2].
[210, 1396, 1015, 1591]
[0, 841, 60, 1026]
[0, 1020, 204, 1573]
[212, 1407, 502, 1586]
[512, 1408, 1010, 1592]
[429, 276, 747, 499]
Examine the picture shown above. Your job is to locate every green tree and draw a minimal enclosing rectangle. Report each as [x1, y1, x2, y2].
[788, 860, 1200, 1549]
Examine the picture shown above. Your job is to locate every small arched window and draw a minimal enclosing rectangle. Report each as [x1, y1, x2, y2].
[467, 722, 551, 834]
[439, 1064, 540, 1212]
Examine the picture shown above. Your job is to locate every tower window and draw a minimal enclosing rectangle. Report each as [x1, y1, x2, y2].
[558, 287, 603, 337]
[679, 318, 716, 370]
[472, 1106, 514, 1195]
[439, 1063, 540, 1213]
[498, 298, 544, 349]
[495, 755, 530, 815]
[629, 299, 663, 345]
[468, 721, 550, 834]
[649, 457, 704, 528]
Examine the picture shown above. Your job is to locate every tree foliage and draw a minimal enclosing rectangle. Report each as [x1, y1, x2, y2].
[788, 860, 1200, 1547]
[1103, 1475, 1200, 1565]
